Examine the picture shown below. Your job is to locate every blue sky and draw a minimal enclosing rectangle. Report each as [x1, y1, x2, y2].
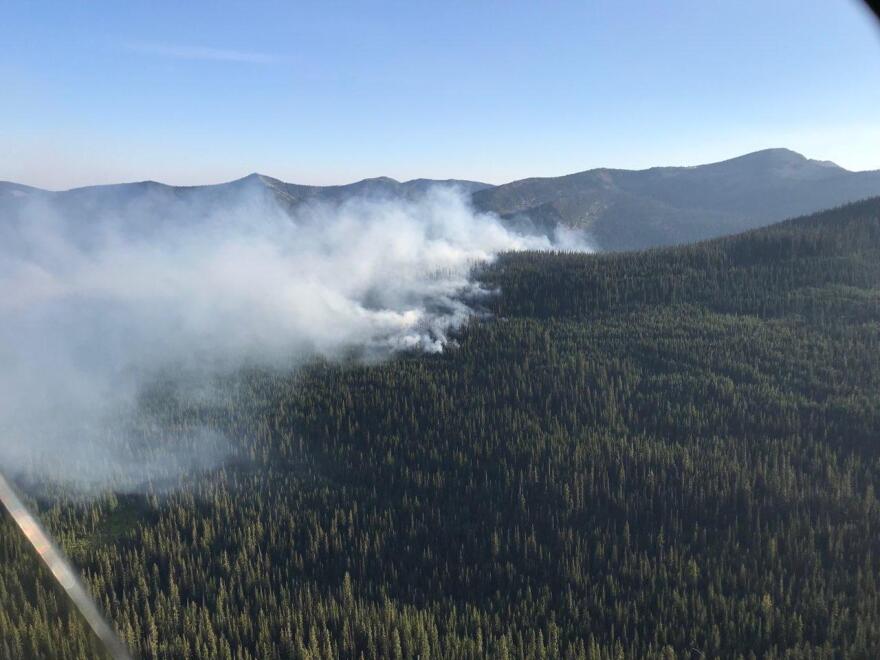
[2, 0, 879, 189]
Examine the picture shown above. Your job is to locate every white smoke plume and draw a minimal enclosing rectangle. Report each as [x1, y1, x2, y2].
[0, 182, 591, 491]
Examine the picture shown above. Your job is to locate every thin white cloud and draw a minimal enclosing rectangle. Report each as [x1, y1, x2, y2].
[125, 40, 275, 64]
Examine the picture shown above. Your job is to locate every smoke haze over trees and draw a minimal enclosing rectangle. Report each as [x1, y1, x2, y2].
[2, 197, 879, 657]
[0, 183, 589, 491]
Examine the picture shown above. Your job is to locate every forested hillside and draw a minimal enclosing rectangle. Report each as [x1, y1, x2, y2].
[2, 197, 880, 659]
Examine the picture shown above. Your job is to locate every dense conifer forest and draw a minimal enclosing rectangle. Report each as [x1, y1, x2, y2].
[2, 197, 880, 659]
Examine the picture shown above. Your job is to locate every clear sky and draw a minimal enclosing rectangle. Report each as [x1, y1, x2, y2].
[2, 0, 880, 189]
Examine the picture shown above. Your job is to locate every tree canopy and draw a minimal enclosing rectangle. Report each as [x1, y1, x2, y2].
[3, 197, 880, 658]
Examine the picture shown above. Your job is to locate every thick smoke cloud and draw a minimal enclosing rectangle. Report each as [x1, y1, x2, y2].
[0, 182, 591, 491]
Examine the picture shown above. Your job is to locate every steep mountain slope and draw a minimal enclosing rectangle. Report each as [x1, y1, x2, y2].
[473, 148, 880, 250]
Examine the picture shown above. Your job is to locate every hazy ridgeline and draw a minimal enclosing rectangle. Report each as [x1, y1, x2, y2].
[1, 197, 879, 658]
[0, 183, 590, 492]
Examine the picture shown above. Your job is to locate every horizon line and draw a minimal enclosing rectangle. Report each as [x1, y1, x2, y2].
[4, 146, 871, 193]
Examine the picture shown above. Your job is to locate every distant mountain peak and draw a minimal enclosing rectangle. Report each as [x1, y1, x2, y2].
[233, 172, 272, 185]
[753, 147, 806, 159]
[226, 173, 291, 195]
[471, 147, 880, 251]
[715, 148, 843, 171]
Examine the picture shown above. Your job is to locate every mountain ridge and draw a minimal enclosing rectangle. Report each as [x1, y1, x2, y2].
[471, 148, 880, 250]
[5, 148, 864, 195]
[4, 148, 880, 251]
